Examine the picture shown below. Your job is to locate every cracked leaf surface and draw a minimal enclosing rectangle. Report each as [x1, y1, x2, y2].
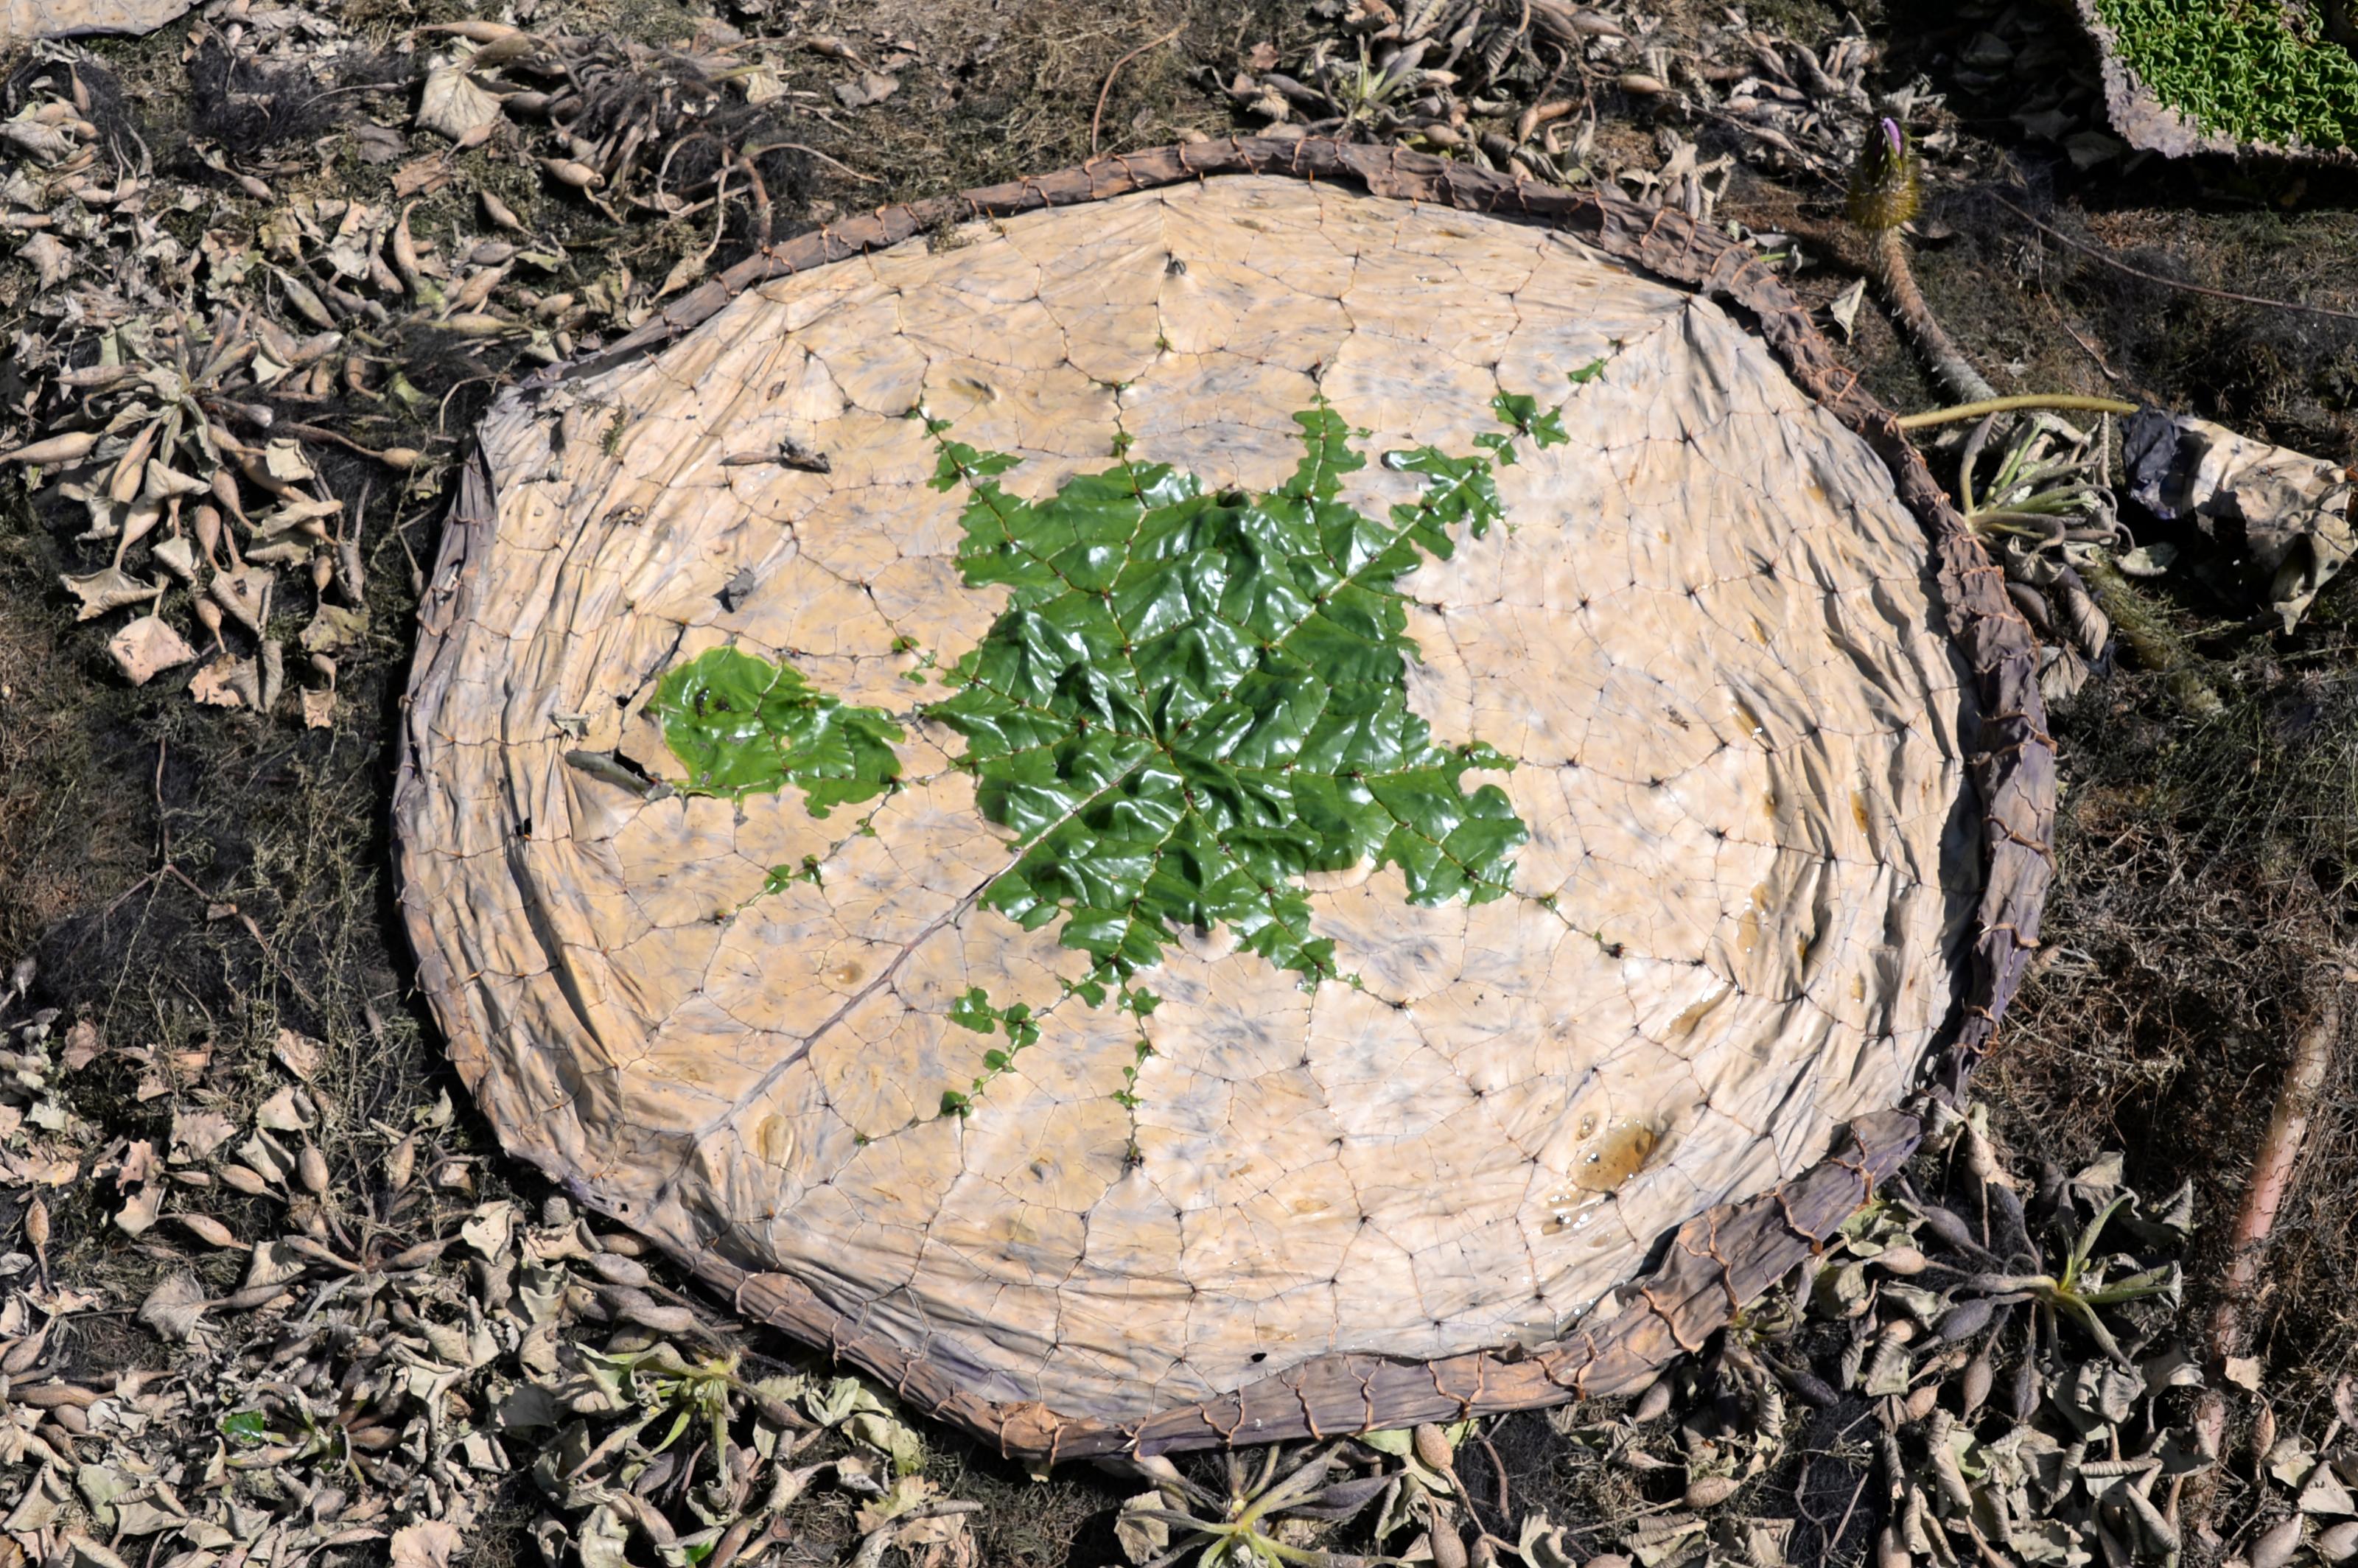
[396, 178, 1985, 1427]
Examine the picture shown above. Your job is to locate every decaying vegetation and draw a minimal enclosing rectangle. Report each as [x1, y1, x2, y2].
[1, 0, 2357, 1563]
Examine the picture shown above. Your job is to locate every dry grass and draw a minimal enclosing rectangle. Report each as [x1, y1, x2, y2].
[1987, 646, 2358, 1427]
[1, 0, 2358, 1561]
[0, 512, 147, 956]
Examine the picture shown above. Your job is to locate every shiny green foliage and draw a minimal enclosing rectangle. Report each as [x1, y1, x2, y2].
[940, 986, 1043, 1116]
[2096, 0, 2358, 150]
[921, 399, 1532, 984]
[219, 1410, 271, 1446]
[648, 645, 904, 815]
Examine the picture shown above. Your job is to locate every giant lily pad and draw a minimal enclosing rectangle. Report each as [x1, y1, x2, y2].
[396, 142, 2052, 1458]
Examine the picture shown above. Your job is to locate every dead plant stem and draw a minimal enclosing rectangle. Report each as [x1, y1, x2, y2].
[2075, 550, 2225, 721]
[2189, 982, 2347, 1545]
[1091, 27, 1186, 156]
[744, 141, 878, 186]
[2211, 984, 2346, 1362]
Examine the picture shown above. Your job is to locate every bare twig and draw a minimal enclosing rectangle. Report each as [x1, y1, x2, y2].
[1828, 1469, 1872, 1558]
[1477, 1429, 1511, 1523]
[1995, 195, 2358, 326]
[735, 151, 774, 250]
[1091, 27, 1186, 157]
[746, 141, 880, 186]
[2054, 312, 2130, 387]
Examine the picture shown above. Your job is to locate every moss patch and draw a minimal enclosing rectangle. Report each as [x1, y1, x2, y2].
[2094, 0, 2358, 150]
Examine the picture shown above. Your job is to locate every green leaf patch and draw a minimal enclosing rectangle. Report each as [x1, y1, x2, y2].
[649, 396, 1564, 994]
[647, 645, 905, 816]
[920, 399, 1531, 983]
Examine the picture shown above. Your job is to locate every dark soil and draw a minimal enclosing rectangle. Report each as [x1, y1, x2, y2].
[5, 0, 2358, 1559]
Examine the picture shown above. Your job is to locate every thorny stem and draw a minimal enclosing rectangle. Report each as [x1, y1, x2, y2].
[1896, 393, 2143, 432]
[1871, 225, 1998, 409]
[1868, 227, 2092, 449]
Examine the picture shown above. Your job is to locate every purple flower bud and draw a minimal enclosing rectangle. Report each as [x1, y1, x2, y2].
[1881, 117, 1904, 155]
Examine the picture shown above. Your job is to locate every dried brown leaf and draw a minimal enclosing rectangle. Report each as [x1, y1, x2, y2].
[61, 566, 162, 622]
[351, 122, 406, 163]
[461, 1200, 515, 1258]
[107, 615, 196, 685]
[3, 1464, 67, 1533]
[386, 1133, 416, 1191]
[21, 233, 71, 289]
[151, 535, 198, 581]
[169, 1106, 237, 1161]
[256, 1085, 312, 1132]
[189, 656, 250, 709]
[299, 603, 367, 655]
[390, 1520, 462, 1568]
[120, 1139, 158, 1186]
[272, 1027, 323, 1082]
[2305, 1470, 2357, 1516]
[141, 461, 209, 500]
[417, 66, 504, 144]
[209, 566, 273, 635]
[112, 1184, 164, 1236]
[239, 1130, 295, 1188]
[243, 1239, 310, 1292]
[136, 1273, 206, 1342]
[1825, 278, 1867, 343]
[834, 71, 900, 109]
[63, 1536, 127, 1568]
[59, 1018, 101, 1071]
[0, 116, 72, 164]
[388, 156, 451, 200]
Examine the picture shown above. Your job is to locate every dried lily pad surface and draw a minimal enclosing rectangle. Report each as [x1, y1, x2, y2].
[396, 177, 1983, 1427]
